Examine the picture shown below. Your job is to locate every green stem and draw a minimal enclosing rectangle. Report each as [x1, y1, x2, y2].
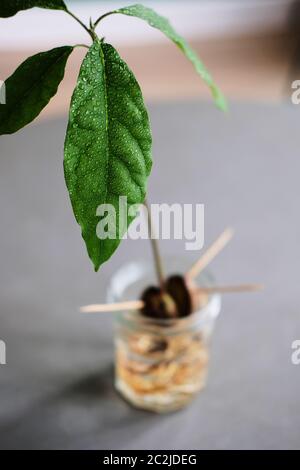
[94, 11, 116, 28]
[144, 199, 165, 289]
[75, 44, 89, 49]
[66, 10, 95, 42]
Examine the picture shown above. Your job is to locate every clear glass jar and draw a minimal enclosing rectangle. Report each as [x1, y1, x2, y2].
[107, 256, 221, 413]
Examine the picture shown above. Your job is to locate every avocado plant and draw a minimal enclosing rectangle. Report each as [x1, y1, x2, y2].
[0, 1, 226, 273]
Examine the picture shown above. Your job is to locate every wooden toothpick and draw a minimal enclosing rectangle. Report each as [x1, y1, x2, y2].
[186, 227, 234, 280]
[80, 300, 144, 313]
[196, 284, 264, 295]
[80, 283, 263, 314]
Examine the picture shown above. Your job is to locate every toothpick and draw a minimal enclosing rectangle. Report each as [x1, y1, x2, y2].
[80, 300, 144, 313]
[80, 282, 263, 314]
[186, 227, 234, 280]
[196, 284, 264, 295]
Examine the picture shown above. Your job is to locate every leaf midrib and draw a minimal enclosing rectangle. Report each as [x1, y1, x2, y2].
[98, 42, 110, 253]
[98, 42, 109, 205]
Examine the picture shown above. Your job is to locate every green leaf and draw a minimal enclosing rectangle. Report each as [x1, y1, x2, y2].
[110, 4, 227, 111]
[0, 46, 73, 135]
[64, 40, 152, 271]
[0, 0, 67, 17]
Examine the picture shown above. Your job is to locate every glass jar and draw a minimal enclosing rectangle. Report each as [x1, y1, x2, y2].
[107, 256, 221, 413]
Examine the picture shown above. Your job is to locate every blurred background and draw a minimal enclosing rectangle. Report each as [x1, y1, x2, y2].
[1, 0, 300, 450]
[1, 0, 300, 110]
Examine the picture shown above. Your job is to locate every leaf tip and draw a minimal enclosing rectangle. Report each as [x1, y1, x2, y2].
[93, 260, 101, 272]
[212, 86, 228, 112]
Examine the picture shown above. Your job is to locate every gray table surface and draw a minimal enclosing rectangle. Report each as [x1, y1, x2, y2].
[0, 101, 299, 450]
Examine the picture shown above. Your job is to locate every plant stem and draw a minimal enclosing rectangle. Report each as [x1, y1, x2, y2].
[75, 44, 89, 49]
[66, 10, 95, 42]
[144, 199, 165, 289]
[94, 11, 116, 28]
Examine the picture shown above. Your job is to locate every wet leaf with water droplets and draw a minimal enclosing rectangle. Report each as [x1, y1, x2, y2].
[112, 4, 227, 111]
[64, 40, 152, 271]
[0, 0, 67, 17]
